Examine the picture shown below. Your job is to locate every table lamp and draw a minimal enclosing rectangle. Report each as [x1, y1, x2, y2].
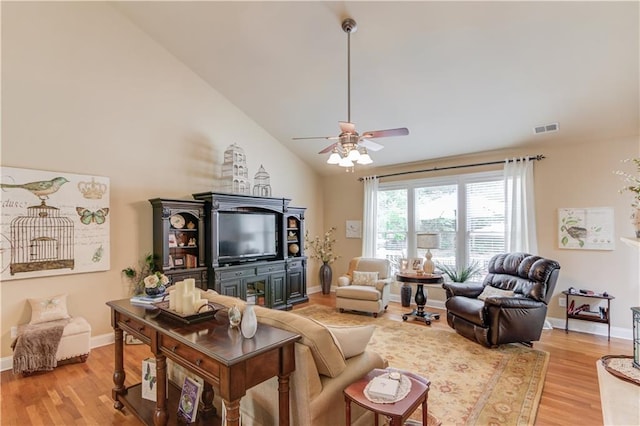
[416, 233, 440, 274]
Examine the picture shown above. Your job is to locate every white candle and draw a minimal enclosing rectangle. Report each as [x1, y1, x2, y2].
[182, 292, 195, 315]
[169, 290, 176, 310]
[194, 299, 208, 313]
[185, 278, 195, 293]
[175, 281, 184, 313]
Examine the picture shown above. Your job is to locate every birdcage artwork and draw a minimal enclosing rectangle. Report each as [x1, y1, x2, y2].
[253, 165, 272, 197]
[10, 202, 74, 275]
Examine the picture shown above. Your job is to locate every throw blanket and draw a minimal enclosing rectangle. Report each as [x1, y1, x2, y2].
[11, 318, 70, 374]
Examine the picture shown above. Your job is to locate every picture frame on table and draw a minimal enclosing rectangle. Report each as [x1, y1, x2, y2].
[168, 233, 178, 248]
[173, 256, 185, 267]
[400, 259, 409, 271]
[410, 257, 423, 271]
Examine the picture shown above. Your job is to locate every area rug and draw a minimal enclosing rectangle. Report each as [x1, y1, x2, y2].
[295, 305, 549, 426]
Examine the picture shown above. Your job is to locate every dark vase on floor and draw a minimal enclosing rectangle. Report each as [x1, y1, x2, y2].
[401, 283, 412, 307]
[320, 262, 332, 295]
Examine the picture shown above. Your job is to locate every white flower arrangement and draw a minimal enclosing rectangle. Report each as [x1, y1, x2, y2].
[305, 227, 339, 264]
[144, 271, 170, 288]
[614, 158, 640, 208]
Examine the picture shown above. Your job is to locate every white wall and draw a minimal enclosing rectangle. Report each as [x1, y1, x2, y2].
[324, 136, 640, 338]
[0, 2, 322, 358]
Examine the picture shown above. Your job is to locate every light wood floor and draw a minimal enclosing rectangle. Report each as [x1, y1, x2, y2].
[1, 294, 632, 425]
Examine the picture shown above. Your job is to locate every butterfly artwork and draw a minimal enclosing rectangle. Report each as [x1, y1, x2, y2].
[76, 207, 109, 225]
[144, 363, 157, 391]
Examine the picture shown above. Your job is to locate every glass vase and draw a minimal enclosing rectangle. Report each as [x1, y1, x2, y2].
[241, 303, 257, 338]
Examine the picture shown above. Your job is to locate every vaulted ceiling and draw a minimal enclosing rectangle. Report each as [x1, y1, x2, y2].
[114, 1, 639, 175]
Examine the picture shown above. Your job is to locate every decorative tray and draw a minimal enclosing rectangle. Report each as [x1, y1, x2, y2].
[153, 300, 223, 325]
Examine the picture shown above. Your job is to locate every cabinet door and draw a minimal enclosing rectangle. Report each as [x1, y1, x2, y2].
[270, 272, 287, 310]
[220, 279, 242, 298]
[287, 268, 304, 300]
[245, 275, 268, 307]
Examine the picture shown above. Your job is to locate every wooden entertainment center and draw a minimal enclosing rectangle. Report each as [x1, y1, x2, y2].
[150, 192, 307, 310]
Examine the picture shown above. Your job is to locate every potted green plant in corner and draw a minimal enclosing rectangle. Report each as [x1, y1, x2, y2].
[122, 253, 158, 295]
[436, 261, 483, 283]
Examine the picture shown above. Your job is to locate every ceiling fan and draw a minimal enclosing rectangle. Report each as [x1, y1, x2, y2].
[292, 18, 409, 168]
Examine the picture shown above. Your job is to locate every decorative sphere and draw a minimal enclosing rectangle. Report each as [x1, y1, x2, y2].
[288, 243, 300, 255]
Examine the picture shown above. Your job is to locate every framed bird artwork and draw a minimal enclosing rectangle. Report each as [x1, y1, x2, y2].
[0, 166, 110, 280]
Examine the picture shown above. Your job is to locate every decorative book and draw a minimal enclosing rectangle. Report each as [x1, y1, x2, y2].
[367, 376, 400, 400]
[141, 358, 158, 402]
[178, 376, 202, 423]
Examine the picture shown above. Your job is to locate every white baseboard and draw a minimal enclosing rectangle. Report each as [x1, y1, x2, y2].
[1, 332, 114, 372]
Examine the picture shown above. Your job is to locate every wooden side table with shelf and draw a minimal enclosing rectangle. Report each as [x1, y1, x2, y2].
[563, 290, 614, 341]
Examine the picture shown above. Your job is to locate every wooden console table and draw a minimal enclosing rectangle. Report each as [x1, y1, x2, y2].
[107, 299, 300, 426]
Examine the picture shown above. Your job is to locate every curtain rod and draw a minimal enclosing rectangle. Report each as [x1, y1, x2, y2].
[358, 154, 545, 181]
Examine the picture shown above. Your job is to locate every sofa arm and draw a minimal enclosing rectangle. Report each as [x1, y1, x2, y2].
[484, 296, 546, 309]
[374, 277, 392, 293]
[442, 281, 484, 299]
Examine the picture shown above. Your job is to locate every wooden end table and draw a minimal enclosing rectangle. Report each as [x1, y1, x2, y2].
[396, 272, 444, 325]
[344, 368, 430, 426]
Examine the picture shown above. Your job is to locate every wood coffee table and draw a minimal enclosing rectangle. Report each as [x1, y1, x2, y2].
[344, 368, 430, 426]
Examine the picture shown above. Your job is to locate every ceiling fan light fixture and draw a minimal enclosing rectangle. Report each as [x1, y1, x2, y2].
[327, 148, 341, 164]
[357, 150, 373, 165]
[338, 156, 354, 167]
[347, 146, 361, 161]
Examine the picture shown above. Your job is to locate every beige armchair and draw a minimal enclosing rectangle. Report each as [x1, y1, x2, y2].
[335, 257, 392, 317]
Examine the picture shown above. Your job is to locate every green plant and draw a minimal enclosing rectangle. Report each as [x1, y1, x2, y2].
[436, 261, 483, 283]
[122, 253, 157, 295]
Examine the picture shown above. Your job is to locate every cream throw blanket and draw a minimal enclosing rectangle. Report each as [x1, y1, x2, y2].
[11, 318, 70, 374]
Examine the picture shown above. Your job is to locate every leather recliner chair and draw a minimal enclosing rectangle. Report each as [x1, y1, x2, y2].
[442, 252, 560, 347]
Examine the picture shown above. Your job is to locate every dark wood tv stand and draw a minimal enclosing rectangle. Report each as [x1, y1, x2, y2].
[192, 192, 308, 310]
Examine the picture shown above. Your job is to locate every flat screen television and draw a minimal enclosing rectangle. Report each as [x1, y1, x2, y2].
[217, 211, 278, 262]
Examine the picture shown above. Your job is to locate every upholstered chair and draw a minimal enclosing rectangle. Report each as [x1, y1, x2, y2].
[335, 257, 392, 317]
[442, 252, 560, 347]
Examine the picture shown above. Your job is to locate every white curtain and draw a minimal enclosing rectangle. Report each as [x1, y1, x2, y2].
[504, 157, 538, 253]
[362, 176, 379, 257]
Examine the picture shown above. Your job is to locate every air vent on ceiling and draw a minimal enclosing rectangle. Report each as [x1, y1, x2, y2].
[533, 122, 559, 135]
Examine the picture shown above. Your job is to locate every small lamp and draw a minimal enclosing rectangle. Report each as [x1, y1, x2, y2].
[416, 233, 440, 274]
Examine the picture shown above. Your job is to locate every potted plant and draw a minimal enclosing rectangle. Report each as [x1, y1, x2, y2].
[436, 261, 483, 283]
[122, 253, 160, 295]
[305, 227, 339, 294]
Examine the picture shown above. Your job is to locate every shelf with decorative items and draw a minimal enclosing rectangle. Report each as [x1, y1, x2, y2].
[149, 198, 207, 289]
[285, 207, 306, 258]
[563, 289, 614, 340]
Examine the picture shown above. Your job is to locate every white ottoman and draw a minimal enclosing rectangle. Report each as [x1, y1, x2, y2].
[56, 316, 91, 364]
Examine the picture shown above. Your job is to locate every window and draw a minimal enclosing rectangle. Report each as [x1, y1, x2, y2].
[375, 171, 504, 276]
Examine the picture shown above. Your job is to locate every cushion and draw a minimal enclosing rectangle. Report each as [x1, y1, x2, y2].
[252, 306, 347, 378]
[335, 285, 381, 301]
[477, 286, 515, 301]
[28, 294, 71, 325]
[352, 271, 379, 286]
[327, 325, 375, 359]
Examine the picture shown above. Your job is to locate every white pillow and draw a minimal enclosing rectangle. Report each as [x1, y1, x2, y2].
[28, 294, 71, 325]
[478, 286, 515, 301]
[327, 325, 375, 359]
[352, 271, 379, 286]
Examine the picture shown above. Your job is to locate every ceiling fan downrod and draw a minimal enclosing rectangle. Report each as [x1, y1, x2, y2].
[342, 18, 357, 125]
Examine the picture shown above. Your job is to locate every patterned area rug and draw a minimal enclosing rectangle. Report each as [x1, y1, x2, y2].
[295, 305, 549, 426]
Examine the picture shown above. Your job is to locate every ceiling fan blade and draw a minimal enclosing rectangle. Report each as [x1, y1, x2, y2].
[359, 138, 384, 151]
[361, 127, 409, 139]
[292, 135, 336, 141]
[318, 142, 339, 154]
[339, 121, 357, 134]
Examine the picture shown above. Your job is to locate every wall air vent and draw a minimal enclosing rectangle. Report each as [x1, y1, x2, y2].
[533, 122, 559, 135]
